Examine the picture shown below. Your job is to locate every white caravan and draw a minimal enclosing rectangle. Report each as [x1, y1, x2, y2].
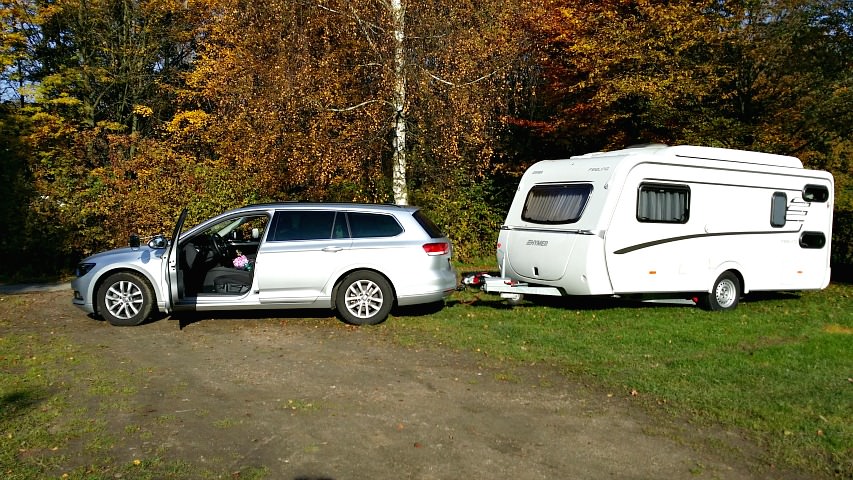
[484, 144, 834, 310]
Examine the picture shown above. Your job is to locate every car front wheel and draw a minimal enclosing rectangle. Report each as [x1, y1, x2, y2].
[335, 271, 394, 326]
[97, 272, 154, 326]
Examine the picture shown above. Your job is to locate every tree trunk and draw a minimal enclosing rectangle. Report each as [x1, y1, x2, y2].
[390, 0, 407, 205]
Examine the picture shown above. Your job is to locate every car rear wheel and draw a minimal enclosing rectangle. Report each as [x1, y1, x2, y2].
[335, 271, 393, 326]
[97, 272, 154, 326]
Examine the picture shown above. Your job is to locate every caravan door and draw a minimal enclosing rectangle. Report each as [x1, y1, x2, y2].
[503, 183, 593, 282]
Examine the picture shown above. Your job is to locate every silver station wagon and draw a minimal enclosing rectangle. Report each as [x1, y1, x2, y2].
[72, 203, 457, 326]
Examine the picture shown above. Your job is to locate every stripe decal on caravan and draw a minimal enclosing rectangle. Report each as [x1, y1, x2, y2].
[613, 229, 800, 255]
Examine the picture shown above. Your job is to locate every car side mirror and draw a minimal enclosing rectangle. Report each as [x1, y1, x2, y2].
[129, 234, 140, 248]
[148, 235, 168, 249]
[252, 228, 260, 239]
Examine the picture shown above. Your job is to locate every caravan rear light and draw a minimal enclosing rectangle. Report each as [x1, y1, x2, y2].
[422, 242, 450, 256]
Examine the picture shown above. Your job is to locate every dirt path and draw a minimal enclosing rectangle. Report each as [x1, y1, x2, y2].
[3, 290, 803, 479]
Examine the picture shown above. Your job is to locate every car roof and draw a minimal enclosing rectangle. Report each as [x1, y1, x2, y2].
[230, 202, 420, 215]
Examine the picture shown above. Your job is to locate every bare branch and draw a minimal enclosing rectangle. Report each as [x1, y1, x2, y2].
[425, 68, 500, 87]
[326, 99, 393, 112]
[315, 1, 386, 34]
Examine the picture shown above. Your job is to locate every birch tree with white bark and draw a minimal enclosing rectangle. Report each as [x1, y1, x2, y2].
[172, 0, 531, 208]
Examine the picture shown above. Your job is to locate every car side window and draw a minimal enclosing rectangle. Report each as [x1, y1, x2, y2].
[270, 210, 336, 241]
[332, 212, 349, 239]
[347, 212, 404, 238]
[230, 215, 269, 241]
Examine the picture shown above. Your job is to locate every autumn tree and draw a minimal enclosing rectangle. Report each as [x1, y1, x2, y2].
[706, 1, 853, 267]
[6, 0, 849, 273]
[1, 0, 40, 105]
[0, 0, 209, 262]
[171, 0, 533, 258]
[526, 0, 852, 266]
[520, 0, 718, 152]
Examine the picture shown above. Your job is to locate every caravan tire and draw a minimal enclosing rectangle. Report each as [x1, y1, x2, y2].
[702, 272, 741, 311]
[504, 293, 525, 306]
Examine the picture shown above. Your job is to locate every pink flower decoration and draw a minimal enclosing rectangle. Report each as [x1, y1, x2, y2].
[233, 254, 249, 269]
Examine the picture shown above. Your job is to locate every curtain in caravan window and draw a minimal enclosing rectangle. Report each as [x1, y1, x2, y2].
[522, 184, 593, 224]
[637, 184, 690, 223]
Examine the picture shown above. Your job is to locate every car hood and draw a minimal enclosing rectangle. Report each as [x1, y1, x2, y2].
[83, 246, 165, 266]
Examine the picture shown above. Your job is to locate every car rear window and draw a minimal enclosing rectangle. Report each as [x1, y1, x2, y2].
[412, 210, 445, 239]
[348, 212, 404, 238]
[522, 183, 593, 224]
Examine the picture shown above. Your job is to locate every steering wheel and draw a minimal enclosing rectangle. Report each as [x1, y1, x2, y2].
[209, 233, 228, 258]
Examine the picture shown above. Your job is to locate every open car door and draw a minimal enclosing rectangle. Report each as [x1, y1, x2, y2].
[163, 208, 188, 312]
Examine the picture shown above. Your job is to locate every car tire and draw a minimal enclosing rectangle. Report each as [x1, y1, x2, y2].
[97, 272, 154, 326]
[700, 271, 741, 311]
[335, 271, 394, 326]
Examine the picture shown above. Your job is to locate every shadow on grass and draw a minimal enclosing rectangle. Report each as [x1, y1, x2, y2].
[0, 389, 49, 424]
[741, 291, 802, 303]
[452, 289, 807, 311]
[172, 301, 456, 328]
[450, 289, 697, 311]
[455, 270, 818, 311]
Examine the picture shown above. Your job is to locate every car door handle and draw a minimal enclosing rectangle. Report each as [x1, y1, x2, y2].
[322, 246, 344, 253]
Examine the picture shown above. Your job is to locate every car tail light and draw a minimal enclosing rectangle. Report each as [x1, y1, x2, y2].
[422, 242, 449, 256]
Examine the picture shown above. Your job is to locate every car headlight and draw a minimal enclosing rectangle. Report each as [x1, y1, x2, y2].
[75, 263, 96, 277]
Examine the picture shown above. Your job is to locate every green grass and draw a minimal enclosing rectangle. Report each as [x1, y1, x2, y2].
[0, 332, 205, 479]
[1, 285, 849, 478]
[388, 283, 853, 478]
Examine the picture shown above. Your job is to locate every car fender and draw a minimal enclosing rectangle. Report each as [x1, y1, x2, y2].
[324, 263, 398, 302]
[87, 261, 167, 313]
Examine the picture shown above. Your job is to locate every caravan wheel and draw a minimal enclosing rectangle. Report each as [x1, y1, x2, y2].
[504, 293, 524, 306]
[701, 272, 741, 311]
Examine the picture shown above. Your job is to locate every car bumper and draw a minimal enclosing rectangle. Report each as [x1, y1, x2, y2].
[395, 268, 457, 307]
[71, 278, 96, 314]
[396, 289, 455, 306]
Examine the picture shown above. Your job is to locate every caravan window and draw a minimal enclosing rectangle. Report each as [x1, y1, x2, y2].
[637, 184, 690, 223]
[799, 231, 826, 249]
[522, 183, 593, 224]
[802, 185, 830, 203]
[770, 192, 787, 227]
